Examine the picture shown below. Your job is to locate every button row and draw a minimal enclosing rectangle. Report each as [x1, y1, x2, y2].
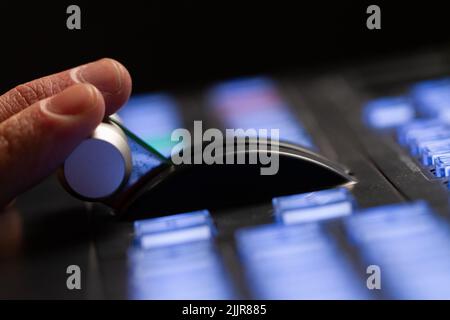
[128, 188, 357, 299]
[363, 77, 450, 130]
[128, 188, 450, 299]
[241, 189, 450, 299]
[398, 120, 450, 181]
[364, 78, 450, 183]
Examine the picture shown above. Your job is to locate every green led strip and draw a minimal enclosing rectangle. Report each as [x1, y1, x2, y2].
[109, 117, 170, 163]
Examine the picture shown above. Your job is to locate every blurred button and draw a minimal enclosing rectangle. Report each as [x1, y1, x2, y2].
[420, 142, 450, 166]
[235, 223, 369, 299]
[134, 210, 215, 249]
[397, 119, 447, 146]
[345, 201, 431, 243]
[129, 210, 235, 299]
[128, 240, 236, 299]
[344, 201, 450, 299]
[273, 187, 355, 225]
[408, 130, 450, 156]
[411, 78, 450, 121]
[363, 96, 415, 129]
[208, 77, 315, 149]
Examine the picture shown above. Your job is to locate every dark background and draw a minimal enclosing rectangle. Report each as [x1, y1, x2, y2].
[0, 1, 449, 93]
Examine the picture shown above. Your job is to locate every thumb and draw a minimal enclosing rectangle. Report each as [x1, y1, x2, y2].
[0, 83, 105, 206]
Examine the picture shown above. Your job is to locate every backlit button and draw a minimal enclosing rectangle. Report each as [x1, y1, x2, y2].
[208, 77, 315, 149]
[435, 155, 450, 177]
[129, 210, 235, 299]
[344, 201, 450, 299]
[344, 201, 431, 244]
[272, 187, 355, 225]
[133, 210, 215, 249]
[235, 223, 369, 299]
[411, 78, 450, 121]
[128, 241, 235, 299]
[420, 142, 450, 166]
[411, 131, 450, 154]
[363, 96, 415, 129]
[397, 119, 447, 146]
[406, 129, 450, 156]
[417, 137, 450, 157]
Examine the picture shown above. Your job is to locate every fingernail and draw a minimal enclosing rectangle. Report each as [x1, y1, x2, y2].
[73, 59, 124, 95]
[43, 84, 98, 116]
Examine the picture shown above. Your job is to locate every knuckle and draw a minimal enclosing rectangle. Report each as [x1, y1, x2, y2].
[0, 73, 75, 120]
[9, 76, 70, 109]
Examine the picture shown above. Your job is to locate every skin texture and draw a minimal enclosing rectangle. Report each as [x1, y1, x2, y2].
[0, 58, 133, 207]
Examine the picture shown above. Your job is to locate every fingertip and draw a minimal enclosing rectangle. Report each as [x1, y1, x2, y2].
[73, 58, 132, 116]
[82, 83, 106, 122]
[111, 59, 132, 112]
[102, 58, 132, 115]
[41, 83, 105, 123]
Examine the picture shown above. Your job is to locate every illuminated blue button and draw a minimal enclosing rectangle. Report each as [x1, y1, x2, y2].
[417, 136, 450, 155]
[421, 142, 450, 166]
[208, 77, 276, 105]
[408, 129, 450, 156]
[236, 223, 369, 299]
[397, 119, 447, 146]
[134, 210, 215, 249]
[411, 78, 450, 121]
[224, 107, 294, 126]
[128, 240, 236, 299]
[344, 201, 450, 299]
[435, 155, 450, 177]
[363, 96, 415, 129]
[129, 212, 235, 299]
[404, 127, 450, 155]
[345, 201, 432, 244]
[273, 188, 355, 225]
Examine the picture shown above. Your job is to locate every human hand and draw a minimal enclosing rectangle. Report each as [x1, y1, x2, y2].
[0, 58, 132, 207]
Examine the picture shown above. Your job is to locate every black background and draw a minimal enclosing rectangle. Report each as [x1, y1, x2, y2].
[0, 1, 449, 93]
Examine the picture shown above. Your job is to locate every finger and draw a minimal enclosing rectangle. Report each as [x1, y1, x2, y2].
[0, 83, 105, 207]
[0, 58, 132, 122]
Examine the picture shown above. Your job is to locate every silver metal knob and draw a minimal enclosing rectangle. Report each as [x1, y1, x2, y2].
[61, 120, 132, 200]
